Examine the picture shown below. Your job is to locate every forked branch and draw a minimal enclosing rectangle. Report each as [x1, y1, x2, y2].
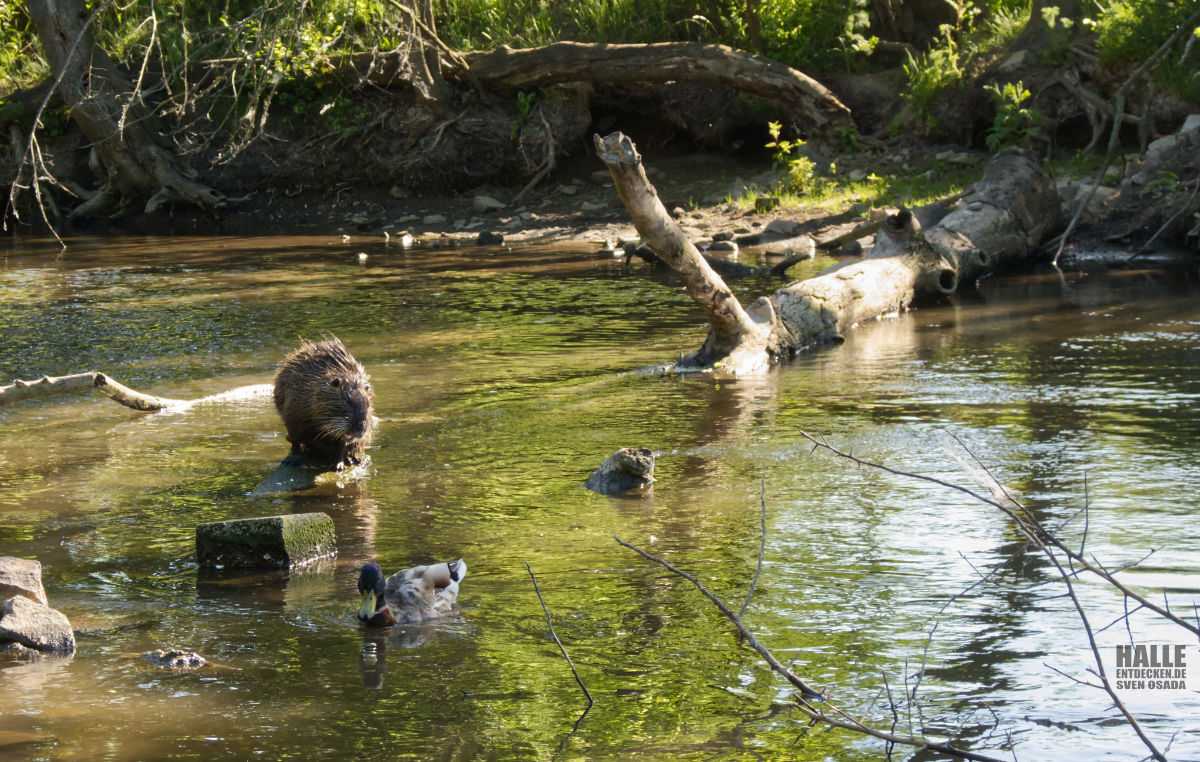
[798, 429, 1186, 761]
[614, 533, 1008, 761]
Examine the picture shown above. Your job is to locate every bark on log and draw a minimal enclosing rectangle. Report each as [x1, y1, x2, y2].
[596, 132, 1061, 374]
[458, 42, 853, 139]
[25, 0, 222, 218]
[594, 132, 776, 371]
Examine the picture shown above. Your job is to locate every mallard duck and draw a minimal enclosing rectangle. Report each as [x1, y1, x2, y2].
[356, 560, 467, 627]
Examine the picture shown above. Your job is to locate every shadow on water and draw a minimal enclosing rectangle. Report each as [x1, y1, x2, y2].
[1, 237, 1198, 759]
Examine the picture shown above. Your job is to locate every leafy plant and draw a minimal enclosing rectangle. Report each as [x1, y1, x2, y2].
[512, 90, 536, 138]
[984, 80, 1041, 151]
[902, 28, 962, 131]
[765, 120, 819, 193]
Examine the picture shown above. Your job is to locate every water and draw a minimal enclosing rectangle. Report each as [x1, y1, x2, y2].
[1, 236, 1198, 760]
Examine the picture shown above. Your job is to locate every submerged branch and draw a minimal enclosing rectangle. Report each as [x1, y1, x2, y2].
[614, 534, 822, 698]
[615, 521, 1010, 760]
[526, 561, 593, 710]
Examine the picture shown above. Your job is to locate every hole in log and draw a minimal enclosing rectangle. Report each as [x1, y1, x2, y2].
[936, 268, 959, 294]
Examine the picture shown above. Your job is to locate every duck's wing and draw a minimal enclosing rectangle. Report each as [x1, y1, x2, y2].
[383, 560, 467, 622]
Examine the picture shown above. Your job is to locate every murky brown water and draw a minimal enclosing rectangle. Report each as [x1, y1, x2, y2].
[1, 236, 1198, 760]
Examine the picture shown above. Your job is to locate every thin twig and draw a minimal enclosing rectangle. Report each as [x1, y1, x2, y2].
[801, 430, 1174, 761]
[800, 430, 1199, 638]
[525, 561, 593, 709]
[791, 695, 1008, 762]
[615, 535, 822, 698]
[739, 479, 768, 620]
[615, 534, 1008, 760]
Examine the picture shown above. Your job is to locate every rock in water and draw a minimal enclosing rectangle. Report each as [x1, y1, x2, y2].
[0, 595, 75, 654]
[0, 556, 48, 606]
[585, 448, 656, 495]
[140, 649, 206, 669]
[196, 513, 337, 570]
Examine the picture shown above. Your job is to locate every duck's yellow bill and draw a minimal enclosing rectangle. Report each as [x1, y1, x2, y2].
[358, 590, 377, 619]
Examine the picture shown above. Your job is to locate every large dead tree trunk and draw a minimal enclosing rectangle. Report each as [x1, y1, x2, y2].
[456, 42, 854, 139]
[26, 0, 222, 218]
[595, 132, 1061, 374]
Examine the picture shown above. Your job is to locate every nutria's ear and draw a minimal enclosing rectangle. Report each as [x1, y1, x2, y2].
[330, 377, 342, 388]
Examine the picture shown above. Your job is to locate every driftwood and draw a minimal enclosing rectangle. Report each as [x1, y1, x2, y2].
[456, 42, 853, 139]
[595, 132, 1060, 374]
[0, 372, 186, 410]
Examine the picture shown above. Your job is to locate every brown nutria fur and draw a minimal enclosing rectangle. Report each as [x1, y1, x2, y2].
[273, 337, 375, 470]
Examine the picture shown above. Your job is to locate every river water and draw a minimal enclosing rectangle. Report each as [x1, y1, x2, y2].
[1, 236, 1197, 760]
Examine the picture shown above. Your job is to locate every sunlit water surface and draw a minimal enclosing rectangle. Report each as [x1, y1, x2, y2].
[1, 236, 1198, 760]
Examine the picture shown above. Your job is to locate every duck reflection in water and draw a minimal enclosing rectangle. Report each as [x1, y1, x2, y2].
[355, 559, 469, 688]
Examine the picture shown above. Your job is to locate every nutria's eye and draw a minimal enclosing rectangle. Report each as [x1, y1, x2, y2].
[364, 384, 371, 393]
[330, 378, 342, 388]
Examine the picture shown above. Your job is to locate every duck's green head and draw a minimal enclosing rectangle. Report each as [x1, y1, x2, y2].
[357, 562, 386, 621]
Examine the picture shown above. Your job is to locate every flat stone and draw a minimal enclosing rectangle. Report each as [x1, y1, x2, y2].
[708, 240, 738, 254]
[0, 596, 75, 654]
[763, 219, 803, 238]
[422, 214, 446, 225]
[0, 557, 47, 606]
[472, 195, 506, 212]
[195, 513, 336, 570]
[580, 200, 606, 212]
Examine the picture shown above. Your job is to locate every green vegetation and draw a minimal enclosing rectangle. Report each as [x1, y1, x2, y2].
[0, 3, 46, 94]
[901, 35, 964, 133]
[1094, 0, 1200, 101]
[984, 80, 1040, 151]
[898, 2, 1032, 134]
[765, 120, 820, 193]
[899, 0, 1200, 131]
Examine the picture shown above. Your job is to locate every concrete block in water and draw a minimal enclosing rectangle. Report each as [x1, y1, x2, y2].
[0, 556, 48, 606]
[0, 595, 76, 654]
[196, 513, 337, 570]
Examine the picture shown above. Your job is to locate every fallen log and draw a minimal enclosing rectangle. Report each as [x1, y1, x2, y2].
[595, 132, 1061, 374]
[456, 42, 853, 139]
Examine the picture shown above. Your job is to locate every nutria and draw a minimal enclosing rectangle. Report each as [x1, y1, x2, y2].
[273, 337, 375, 470]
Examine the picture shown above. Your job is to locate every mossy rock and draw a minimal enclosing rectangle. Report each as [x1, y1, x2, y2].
[196, 513, 336, 570]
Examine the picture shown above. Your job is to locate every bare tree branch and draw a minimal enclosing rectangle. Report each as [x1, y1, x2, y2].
[526, 561, 593, 710]
[800, 430, 1181, 761]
